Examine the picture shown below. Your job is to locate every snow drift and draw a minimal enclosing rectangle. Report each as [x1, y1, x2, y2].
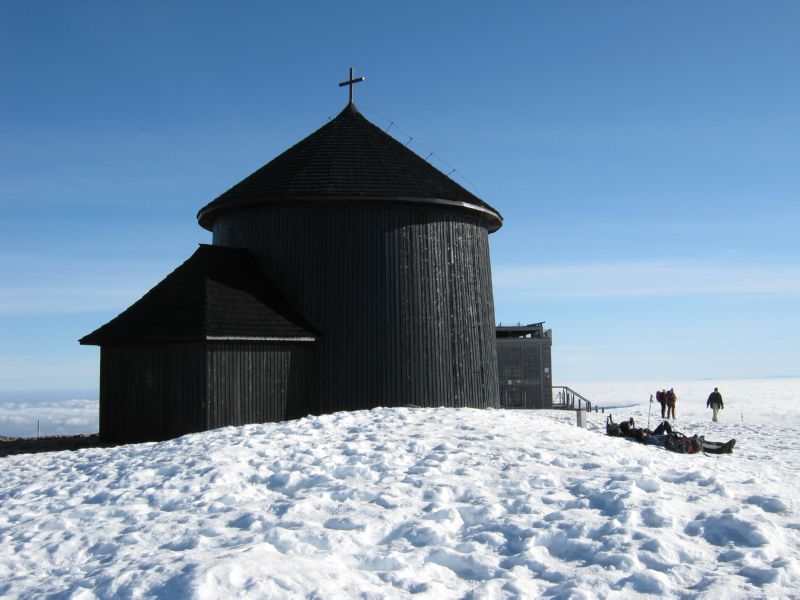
[2, 384, 800, 598]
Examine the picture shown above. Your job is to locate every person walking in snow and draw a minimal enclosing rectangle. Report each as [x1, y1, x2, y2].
[707, 387, 724, 422]
[666, 388, 676, 419]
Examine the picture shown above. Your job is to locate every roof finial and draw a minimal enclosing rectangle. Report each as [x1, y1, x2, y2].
[338, 67, 365, 105]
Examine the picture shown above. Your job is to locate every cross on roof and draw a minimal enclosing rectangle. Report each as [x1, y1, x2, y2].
[338, 67, 365, 105]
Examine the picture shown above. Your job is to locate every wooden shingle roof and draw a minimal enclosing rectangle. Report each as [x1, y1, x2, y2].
[79, 245, 318, 346]
[197, 103, 502, 232]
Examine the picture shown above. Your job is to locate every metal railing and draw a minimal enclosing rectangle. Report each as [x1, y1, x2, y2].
[552, 386, 603, 413]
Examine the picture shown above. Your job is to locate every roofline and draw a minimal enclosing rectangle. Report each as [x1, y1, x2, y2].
[197, 195, 503, 233]
[80, 335, 318, 346]
[206, 336, 316, 342]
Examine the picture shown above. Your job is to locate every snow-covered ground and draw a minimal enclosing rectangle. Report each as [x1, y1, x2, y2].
[1, 379, 799, 598]
[568, 378, 798, 426]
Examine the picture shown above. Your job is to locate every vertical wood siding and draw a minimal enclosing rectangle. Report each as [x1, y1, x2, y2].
[101, 341, 315, 443]
[212, 203, 499, 413]
[100, 343, 205, 443]
[205, 341, 315, 426]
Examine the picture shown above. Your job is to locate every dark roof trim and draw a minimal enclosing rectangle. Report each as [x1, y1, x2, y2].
[198, 195, 503, 232]
[82, 336, 318, 346]
[206, 336, 317, 342]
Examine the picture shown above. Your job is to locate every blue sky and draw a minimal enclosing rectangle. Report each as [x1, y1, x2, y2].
[1, 1, 798, 389]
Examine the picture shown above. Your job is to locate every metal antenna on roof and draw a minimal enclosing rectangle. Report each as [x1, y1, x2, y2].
[338, 67, 365, 105]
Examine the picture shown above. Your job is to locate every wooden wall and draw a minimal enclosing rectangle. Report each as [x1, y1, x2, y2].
[206, 341, 315, 426]
[212, 203, 500, 413]
[496, 337, 553, 409]
[100, 341, 315, 443]
[100, 342, 206, 443]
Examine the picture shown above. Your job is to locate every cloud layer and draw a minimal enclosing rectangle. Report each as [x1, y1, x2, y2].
[0, 398, 98, 438]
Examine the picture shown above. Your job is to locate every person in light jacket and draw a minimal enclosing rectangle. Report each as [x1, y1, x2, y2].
[666, 388, 676, 419]
[707, 387, 724, 422]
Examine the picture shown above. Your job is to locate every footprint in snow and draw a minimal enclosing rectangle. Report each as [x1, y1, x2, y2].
[717, 549, 745, 562]
[156, 464, 181, 477]
[426, 547, 497, 581]
[160, 536, 198, 551]
[324, 517, 364, 531]
[83, 491, 111, 504]
[640, 506, 672, 528]
[228, 513, 262, 531]
[634, 477, 661, 493]
[373, 495, 400, 509]
[738, 564, 782, 586]
[88, 541, 119, 557]
[615, 570, 670, 595]
[743, 494, 789, 514]
[684, 513, 769, 547]
[359, 555, 405, 572]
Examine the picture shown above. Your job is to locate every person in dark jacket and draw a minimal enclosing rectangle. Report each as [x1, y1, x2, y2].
[656, 389, 667, 418]
[707, 387, 724, 422]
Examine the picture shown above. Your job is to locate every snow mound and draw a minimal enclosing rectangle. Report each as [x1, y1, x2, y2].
[2, 406, 800, 598]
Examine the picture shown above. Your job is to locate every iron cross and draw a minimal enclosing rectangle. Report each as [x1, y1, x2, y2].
[338, 67, 365, 105]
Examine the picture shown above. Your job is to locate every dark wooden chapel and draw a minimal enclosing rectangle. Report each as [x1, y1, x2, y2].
[81, 73, 505, 443]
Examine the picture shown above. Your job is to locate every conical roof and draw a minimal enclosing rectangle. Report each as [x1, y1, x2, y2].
[197, 104, 502, 232]
[80, 245, 318, 346]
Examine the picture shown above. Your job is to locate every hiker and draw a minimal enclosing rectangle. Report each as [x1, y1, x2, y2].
[656, 389, 667, 418]
[666, 388, 676, 419]
[707, 387, 724, 422]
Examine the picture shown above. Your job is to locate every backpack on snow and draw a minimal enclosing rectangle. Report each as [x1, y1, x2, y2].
[665, 431, 703, 454]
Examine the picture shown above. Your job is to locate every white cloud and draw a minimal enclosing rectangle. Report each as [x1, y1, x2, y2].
[493, 261, 800, 300]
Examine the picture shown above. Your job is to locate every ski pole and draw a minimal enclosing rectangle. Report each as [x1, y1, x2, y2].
[648, 394, 653, 429]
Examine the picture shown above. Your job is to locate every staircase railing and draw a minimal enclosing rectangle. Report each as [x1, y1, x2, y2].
[552, 386, 600, 413]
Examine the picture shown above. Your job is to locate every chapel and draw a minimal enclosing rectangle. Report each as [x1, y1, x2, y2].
[81, 73, 504, 443]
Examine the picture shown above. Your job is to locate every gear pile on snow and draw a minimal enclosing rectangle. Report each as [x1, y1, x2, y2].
[606, 416, 735, 454]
